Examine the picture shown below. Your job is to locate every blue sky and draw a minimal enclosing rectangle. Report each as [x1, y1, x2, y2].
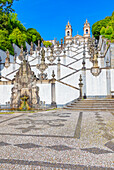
[13, 0, 114, 41]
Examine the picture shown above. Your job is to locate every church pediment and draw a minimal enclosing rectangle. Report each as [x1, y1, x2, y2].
[74, 35, 83, 38]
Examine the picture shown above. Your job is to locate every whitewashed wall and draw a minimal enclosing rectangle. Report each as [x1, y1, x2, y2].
[0, 37, 114, 106]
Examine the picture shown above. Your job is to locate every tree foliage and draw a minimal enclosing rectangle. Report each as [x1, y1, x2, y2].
[92, 11, 114, 40]
[0, 12, 42, 54]
[9, 27, 27, 48]
[0, 0, 18, 14]
[0, 29, 14, 55]
[100, 27, 105, 35]
[43, 41, 52, 47]
[105, 26, 113, 35]
[0, 0, 42, 54]
[26, 28, 42, 45]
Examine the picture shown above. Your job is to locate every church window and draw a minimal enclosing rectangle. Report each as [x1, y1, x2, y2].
[86, 29, 88, 34]
[67, 31, 70, 36]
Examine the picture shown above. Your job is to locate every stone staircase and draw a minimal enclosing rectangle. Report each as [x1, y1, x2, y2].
[64, 99, 114, 111]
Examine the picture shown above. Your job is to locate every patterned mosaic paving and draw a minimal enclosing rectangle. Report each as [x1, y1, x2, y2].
[0, 110, 113, 169]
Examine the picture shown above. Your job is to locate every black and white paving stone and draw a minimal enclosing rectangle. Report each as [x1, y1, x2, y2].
[0, 110, 113, 169]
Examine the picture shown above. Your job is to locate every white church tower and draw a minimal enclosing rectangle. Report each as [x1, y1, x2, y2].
[83, 19, 90, 38]
[64, 21, 73, 44]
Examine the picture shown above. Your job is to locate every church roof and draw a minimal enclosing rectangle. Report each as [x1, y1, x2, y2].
[74, 34, 83, 38]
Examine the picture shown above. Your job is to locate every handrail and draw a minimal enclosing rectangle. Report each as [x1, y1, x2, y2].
[57, 80, 80, 90]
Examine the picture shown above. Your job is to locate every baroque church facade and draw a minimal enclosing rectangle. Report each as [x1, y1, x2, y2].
[64, 19, 90, 44]
[0, 19, 114, 109]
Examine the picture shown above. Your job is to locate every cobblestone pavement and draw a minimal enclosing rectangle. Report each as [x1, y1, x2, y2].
[0, 110, 114, 169]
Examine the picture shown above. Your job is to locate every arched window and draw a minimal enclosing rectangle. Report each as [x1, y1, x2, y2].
[86, 29, 88, 34]
[67, 31, 70, 36]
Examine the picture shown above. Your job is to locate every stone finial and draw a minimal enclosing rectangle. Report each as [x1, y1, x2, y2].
[19, 45, 24, 61]
[82, 59, 85, 69]
[31, 42, 33, 48]
[5, 50, 10, 68]
[61, 39, 63, 49]
[58, 56, 61, 63]
[38, 40, 40, 47]
[57, 41, 59, 47]
[63, 49, 66, 55]
[79, 74, 83, 99]
[52, 70, 55, 79]
[6, 49, 10, 59]
[14, 56, 16, 63]
[30, 42, 33, 55]
[79, 75, 83, 84]
[41, 47, 45, 62]
[21, 45, 23, 51]
[37, 40, 41, 51]
[50, 47, 53, 56]
[106, 58, 110, 68]
[61, 39, 63, 44]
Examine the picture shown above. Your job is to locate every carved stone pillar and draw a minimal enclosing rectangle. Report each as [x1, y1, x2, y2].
[82, 41, 86, 98]
[51, 71, 57, 108]
[57, 57, 61, 79]
[82, 66, 86, 99]
[106, 60, 111, 98]
[78, 75, 83, 99]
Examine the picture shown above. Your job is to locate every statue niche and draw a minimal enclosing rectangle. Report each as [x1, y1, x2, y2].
[11, 60, 40, 109]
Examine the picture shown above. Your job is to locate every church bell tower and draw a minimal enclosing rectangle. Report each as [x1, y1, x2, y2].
[83, 19, 90, 38]
[64, 21, 72, 44]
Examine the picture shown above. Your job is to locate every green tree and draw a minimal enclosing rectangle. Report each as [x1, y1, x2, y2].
[9, 13, 26, 32]
[0, 0, 18, 14]
[100, 27, 105, 35]
[92, 11, 114, 39]
[43, 41, 52, 47]
[0, 29, 14, 54]
[111, 32, 114, 39]
[9, 27, 27, 48]
[105, 26, 113, 35]
[92, 18, 111, 39]
[26, 28, 42, 45]
[105, 35, 111, 40]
